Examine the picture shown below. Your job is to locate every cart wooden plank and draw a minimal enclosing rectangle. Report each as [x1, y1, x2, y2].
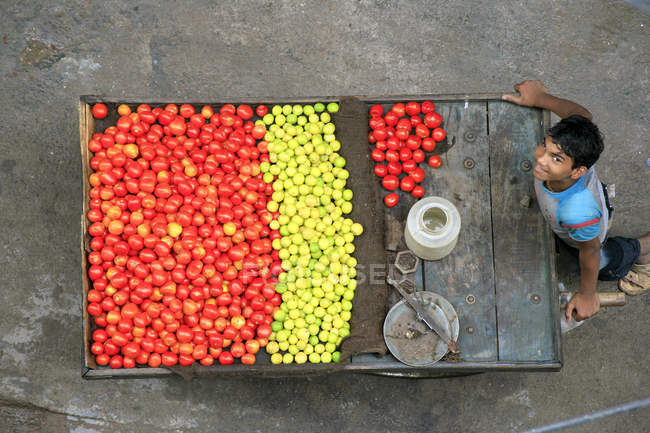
[420, 101, 497, 362]
[78, 100, 95, 371]
[488, 101, 560, 362]
[365, 99, 497, 364]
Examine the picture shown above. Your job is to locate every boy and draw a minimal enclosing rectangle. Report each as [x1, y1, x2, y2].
[502, 80, 649, 322]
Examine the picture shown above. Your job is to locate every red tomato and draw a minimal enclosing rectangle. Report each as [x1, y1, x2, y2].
[370, 148, 385, 162]
[137, 104, 152, 114]
[369, 104, 383, 118]
[231, 315, 246, 329]
[405, 102, 421, 116]
[176, 326, 194, 343]
[91, 342, 104, 355]
[385, 150, 399, 163]
[189, 114, 205, 128]
[395, 128, 409, 141]
[398, 148, 412, 162]
[116, 116, 133, 132]
[396, 118, 411, 130]
[411, 167, 426, 183]
[384, 193, 399, 207]
[241, 353, 256, 365]
[432, 128, 446, 142]
[374, 164, 388, 178]
[92, 103, 108, 119]
[230, 342, 246, 358]
[405, 135, 421, 150]
[412, 150, 425, 163]
[223, 325, 237, 340]
[391, 103, 406, 117]
[122, 342, 141, 359]
[251, 124, 266, 140]
[220, 104, 236, 115]
[96, 353, 110, 366]
[386, 136, 400, 151]
[236, 105, 253, 120]
[161, 352, 178, 366]
[147, 353, 162, 367]
[415, 123, 429, 138]
[104, 340, 119, 356]
[381, 175, 399, 191]
[412, 185, 425, 198]
[256, 324, 272, 339]
[109, 355, 123, 369]
[201, 105, 214, 119]
[192, 344, 208, 360]
[424, 112, 442, 129]
[402, 159, 417, 173]
[373, 128, 387, 141]
[158, 110, 174, 125]
[384, 111, 399, 126]
[255, 105, 268, 117]
[179, 104, 195, 118]
[400, 176, 415, 192]
[428, 155, 443, 168]
[92, 329, 108, 343]
[387, 161, 402, 176]
[240, 325, 255, 341]
[369, 117, 385, 131]
[140, 111, 156, 125]
[421, 101, 435, 114]
[169, 117, 187, 136]
[421, 137, 436, 152]
[218, 351, 234, 365]
[245, 339, 260, 354]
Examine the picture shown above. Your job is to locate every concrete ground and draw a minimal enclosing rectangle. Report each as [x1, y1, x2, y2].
[0, 1, 648, 432]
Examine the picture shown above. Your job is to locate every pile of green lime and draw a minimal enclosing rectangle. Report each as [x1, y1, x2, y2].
[260, 102, 364, 364]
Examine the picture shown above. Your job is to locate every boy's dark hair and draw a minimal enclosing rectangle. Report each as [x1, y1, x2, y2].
[548, 115, 604, 169]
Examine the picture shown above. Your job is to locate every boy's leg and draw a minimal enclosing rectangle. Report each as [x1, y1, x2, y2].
[617, 232, 650, 295]
[634, 232, 650, 264]
[552, 231, 648, 294]
[597, 236, 640, 281]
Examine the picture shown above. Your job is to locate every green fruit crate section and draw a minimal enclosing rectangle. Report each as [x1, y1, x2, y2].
[259, 102, 363, 365]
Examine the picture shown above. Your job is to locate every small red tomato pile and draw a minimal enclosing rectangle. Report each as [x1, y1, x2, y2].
[86, 102, 282, 369]
[367, 101, 446, 207]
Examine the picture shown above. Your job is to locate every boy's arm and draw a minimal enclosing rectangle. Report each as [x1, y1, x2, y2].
[502, 80, 592, 120]
[566, 236, 601, 321]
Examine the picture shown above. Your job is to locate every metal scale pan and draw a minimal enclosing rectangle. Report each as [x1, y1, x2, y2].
[383, 291, 459, 367]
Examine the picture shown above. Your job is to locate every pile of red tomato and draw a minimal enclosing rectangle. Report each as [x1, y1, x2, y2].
[86, 101, 283, 368]
[367, 101, 445, 207]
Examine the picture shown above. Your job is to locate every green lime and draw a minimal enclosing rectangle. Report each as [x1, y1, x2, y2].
[327, 102, 339, 113]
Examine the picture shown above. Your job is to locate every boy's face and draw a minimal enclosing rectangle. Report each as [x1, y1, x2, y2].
[533, 136, 586, 184]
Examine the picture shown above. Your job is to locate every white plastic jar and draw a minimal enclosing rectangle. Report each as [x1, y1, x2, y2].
[404, 196, 461, 260]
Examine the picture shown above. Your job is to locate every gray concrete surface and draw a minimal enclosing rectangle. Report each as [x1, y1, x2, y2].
[0, 1, 648, 432]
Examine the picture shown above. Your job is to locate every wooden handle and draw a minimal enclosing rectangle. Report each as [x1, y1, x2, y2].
[559, 292, 626, 307]
[597, 292, 626, 306]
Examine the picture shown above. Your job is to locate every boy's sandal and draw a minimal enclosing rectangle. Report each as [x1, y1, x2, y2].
[631, 263, 650, 276]
[623, 268, 650, 287]
[619, 278, 647, 296]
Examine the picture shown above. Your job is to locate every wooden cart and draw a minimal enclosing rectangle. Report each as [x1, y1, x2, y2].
[79, 94, 559, 379]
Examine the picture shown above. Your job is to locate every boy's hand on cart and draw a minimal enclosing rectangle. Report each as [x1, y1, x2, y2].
[502, 80, 592, 119]
[565, 292, 600, 322]
[502, 80, 549, 107]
